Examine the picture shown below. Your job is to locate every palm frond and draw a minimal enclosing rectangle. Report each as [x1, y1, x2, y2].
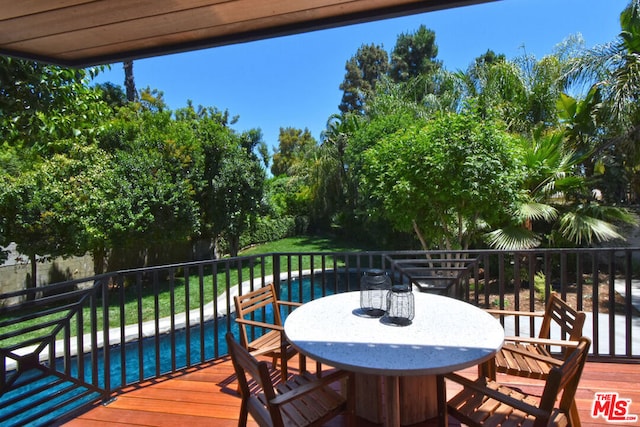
[600, 205, 639, 224]
[485, 226, 541, 250]
[577, 203, 639, 225]
[559, 212, 623, 244]
[517, 202, 558, 222]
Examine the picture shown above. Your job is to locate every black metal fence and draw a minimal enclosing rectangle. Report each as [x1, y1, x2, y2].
[1, 248, 639, 426]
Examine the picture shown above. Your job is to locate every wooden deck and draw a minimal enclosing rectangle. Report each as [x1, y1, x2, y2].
[59, 356, 640, 427]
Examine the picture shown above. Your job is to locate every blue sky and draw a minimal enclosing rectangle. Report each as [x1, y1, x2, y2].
[92, 0, 629, 153]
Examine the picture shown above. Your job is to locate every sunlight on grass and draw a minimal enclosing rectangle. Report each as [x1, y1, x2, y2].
[239, 236, 373, 256]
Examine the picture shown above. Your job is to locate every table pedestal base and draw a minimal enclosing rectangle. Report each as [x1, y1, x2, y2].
[355, 373, 438, 426]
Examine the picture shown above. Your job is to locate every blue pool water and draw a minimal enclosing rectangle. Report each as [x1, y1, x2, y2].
[0, 272, 357, 427]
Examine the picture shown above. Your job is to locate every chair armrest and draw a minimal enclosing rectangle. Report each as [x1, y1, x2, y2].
[505, 336, 580, 348]
[445, 373, 549, 419]
[270, 370, 350, 405]
[250, 345, 285, 357]
[234, 317, 285, 331]
[485, 308, 545, 318]
[502, 337, 580, 365]
[278, 300, 303, 308]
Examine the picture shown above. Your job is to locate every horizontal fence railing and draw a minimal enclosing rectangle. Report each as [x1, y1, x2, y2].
[1, 248, 639, 426]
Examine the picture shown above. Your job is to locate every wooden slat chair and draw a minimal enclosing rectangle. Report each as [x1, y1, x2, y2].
[481, 292, 587, 426]
[234, 283, 304, 380]
[446, 336, 590, 427]
[483, 292, 586, 380]
[226, 332, 354, 427]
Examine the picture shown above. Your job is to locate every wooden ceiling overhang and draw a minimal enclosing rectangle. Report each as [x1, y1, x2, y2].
[0, 0, 496, 68]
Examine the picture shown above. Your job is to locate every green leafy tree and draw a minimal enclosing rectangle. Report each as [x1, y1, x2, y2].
[90, 106, 201, 270]
[317, 115, 353, 214]
[94, 81, 127, 110]
[181, 105, 267, 257]
[206, 132, 266, 257]
[362, 109, 523, 251]
[0, 142, 116, 295]
[338, 44, 389, 114]
[0, 57, 107, 153]
[1, 159, 77, 281]
[0, 57, 110, 292]
[292, 141, 343, 230]
[339, 96, 425, 245]
[456, 50, 506, 100]
[271, 127, 317, 176]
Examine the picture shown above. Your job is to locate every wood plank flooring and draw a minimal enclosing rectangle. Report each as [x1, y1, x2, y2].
[58, 356, 640, 427]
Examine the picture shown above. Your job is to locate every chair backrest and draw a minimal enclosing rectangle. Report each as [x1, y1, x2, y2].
[226, 332, 280, 426]
[538, 292, 586, 342]
[538, 336, 591, 417]
[234, 283, 283, 348]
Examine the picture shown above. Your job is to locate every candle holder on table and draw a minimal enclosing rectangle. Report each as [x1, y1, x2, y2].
[385, 283, 414, 326]
[360, 269, 391, 317]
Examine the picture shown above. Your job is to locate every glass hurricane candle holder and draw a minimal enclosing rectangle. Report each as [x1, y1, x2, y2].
[386, 283, 414, 326]
[360, 269, 391, 317]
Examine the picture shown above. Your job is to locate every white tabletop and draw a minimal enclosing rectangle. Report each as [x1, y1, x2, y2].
[284, 291, 504, 376]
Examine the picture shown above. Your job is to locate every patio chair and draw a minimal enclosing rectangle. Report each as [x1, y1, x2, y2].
[482, 292, 586, 379]
[234, 283, 304, 380]
[480, 292, 587, 425]
[225, 332, 354, 427]
[446, 336, 590, 427]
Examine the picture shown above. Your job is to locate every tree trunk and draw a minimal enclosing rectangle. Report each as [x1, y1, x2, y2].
[92, 246, 106, 275]
[228, 235, 240, 258]
[412, 220, 429, 252]
[123, 60, 137, 102]
[27, 253, 37, 301]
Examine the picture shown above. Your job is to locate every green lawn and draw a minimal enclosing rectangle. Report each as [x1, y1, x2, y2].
[239, 235, 375, 255]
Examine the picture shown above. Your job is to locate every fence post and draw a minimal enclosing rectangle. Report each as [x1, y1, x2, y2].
[272, 253, 281, 298]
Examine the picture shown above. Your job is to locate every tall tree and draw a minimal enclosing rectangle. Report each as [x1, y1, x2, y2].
[179, 105, 267, 258]
[455, 53, 565, 134]
[565, 0, 640, 200]
[389, 25, 442, 83]
[460, 49, 507, 98]
[338, 44, 389, 114]
[567, 0, 640, 130]
[123, 60, 138, 102]
[271, 127, 317, 176]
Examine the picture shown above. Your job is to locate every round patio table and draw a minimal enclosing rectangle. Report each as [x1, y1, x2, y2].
[284, 291, 504, 427]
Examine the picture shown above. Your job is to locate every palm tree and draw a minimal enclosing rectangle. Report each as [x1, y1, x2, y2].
[455, 54, 565, 135]
[123, 60, 138, 102]
[487, 130, 637, 249]
[565, 0, 640, 155]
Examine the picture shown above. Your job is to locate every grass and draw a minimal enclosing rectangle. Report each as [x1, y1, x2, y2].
[2, 236, 373, 346]
[240, 235, 376, 255]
